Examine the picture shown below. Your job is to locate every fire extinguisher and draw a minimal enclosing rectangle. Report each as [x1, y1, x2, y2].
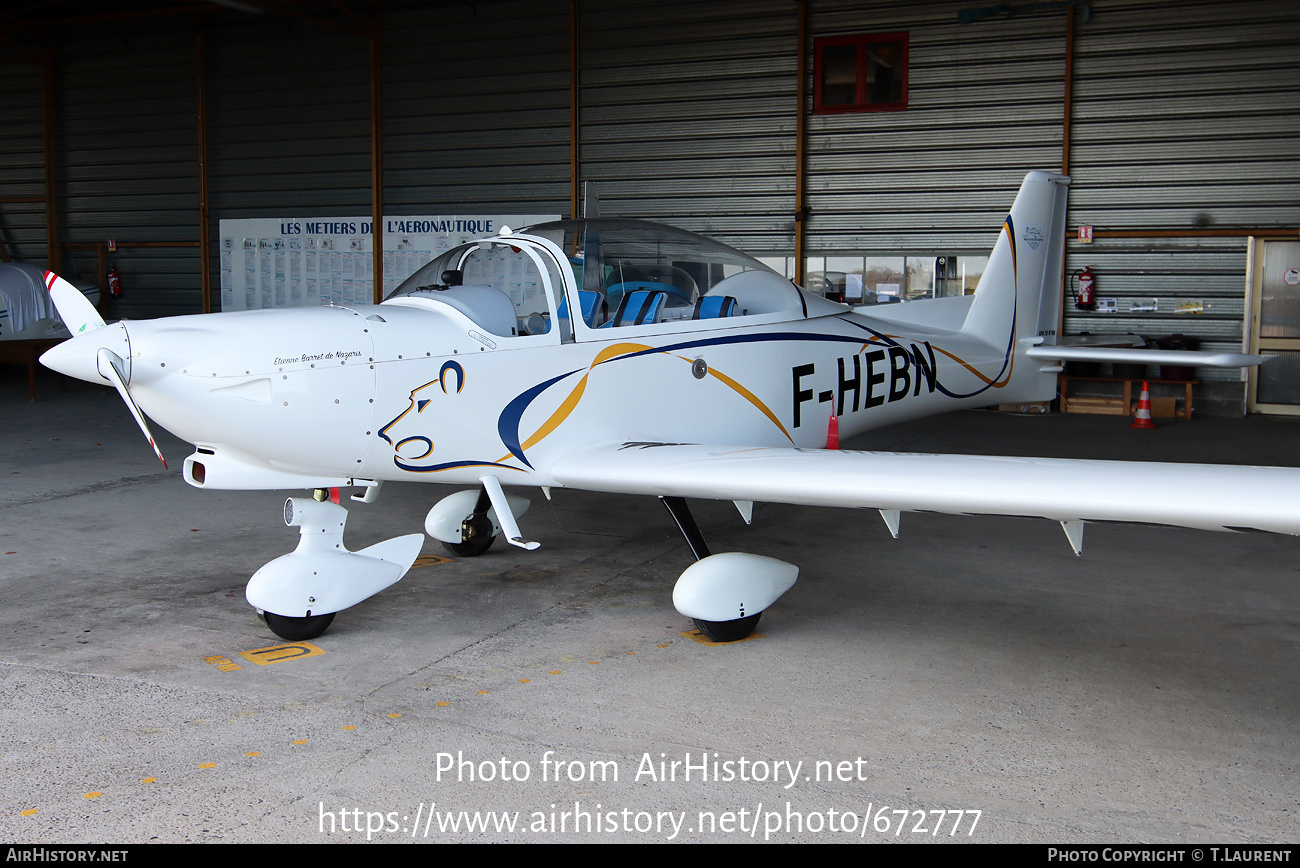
[1072, 266, 1096, 311]
[107, 266, 123, 298]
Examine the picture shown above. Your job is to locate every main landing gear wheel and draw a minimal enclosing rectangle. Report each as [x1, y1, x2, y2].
[692, 613, 761, 642]
[441, 534, 496, 557]
[441, 511, 496, 557]
[264, 611, 335, 641]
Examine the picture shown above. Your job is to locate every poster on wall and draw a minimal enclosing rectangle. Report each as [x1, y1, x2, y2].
[218, 214, 559, 311]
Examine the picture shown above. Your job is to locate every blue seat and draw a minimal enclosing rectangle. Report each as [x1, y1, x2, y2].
[693, 295, 737, 319]
[601, 289, 666, 328]
[558, 290, 605, 328]
[605, 279, 692, 311]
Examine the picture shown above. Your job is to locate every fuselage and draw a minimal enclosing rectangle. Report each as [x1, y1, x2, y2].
[97, 297, 1023, 491]
[42, 219, 1047, 493]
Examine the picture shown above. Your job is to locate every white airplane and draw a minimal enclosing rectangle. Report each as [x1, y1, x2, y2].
[39, 172, 1300, 643]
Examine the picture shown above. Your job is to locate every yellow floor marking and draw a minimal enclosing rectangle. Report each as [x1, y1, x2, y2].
[680, 630, 764, 647]
[435, 701, 450, 707]
[203, 655, 242, 672]
[548, 670, 562, 675]
[141, 777, 156, 783]
[244, 752, 260, 757]
[198, 763, 216, 769]
[237, 641, 325, 666]
[412, 555, 451, 568]
[342, 725, 356, 731]
[84, 792, 102, 799]
[20, 809, 38, 816]
[388, 713, 401, 719]
[476, 690, 489, 695]
[292, 739, 307, 745]
[519, 678, 531, 683]
[588, 660, 599, 665]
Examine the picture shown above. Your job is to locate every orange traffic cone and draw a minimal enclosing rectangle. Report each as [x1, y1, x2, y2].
[1130, 381, 1157, 429]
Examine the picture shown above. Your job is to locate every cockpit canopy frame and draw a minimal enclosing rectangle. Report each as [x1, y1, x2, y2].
[386, 218, 824, 342]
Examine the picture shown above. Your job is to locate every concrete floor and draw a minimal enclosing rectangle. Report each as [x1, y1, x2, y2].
[1, 370, 1297, 843]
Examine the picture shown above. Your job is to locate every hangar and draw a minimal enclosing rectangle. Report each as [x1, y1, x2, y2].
[1, 0, 1298, 845]
[4, 0, 1298, 410]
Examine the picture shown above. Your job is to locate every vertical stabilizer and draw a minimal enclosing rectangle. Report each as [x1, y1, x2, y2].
[962, 171, 1070, 348]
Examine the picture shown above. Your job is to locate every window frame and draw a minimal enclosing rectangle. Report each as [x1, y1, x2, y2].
[813, 32, 909, 115]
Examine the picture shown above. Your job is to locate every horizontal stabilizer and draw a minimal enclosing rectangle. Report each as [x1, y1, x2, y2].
[1027, 346, 1265, 368]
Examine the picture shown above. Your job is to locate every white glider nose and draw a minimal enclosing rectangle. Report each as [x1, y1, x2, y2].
[40, 321, 131, 385]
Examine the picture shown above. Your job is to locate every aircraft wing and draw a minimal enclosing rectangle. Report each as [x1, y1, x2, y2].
[549, 442, 1300, 539]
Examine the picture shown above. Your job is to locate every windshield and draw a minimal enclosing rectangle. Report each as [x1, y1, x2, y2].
[387, 237, 569, 338]
[519, 218, 775, 313]
[387, 219, 799, 334]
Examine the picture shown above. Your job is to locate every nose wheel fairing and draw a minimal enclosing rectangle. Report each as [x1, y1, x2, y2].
[247, 496, 423, 631]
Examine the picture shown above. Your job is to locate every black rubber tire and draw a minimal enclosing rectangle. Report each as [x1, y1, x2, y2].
[264, 611, 335, 641]
[440, 533, 496, 557]
[692, 612, 762, 642]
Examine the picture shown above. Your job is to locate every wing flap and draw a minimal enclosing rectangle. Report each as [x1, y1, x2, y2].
[550, 443, 1300, 535]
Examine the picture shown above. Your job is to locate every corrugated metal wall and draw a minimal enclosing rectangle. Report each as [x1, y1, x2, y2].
[0, 3, 573, 318]
[3, 0, 1298, 410]
[1068, 0, 1299, 230]
[382, 0, 571, 215]
[1062, 0, 1300, 391]
[804, 0, 1065, 253]
[577, 0, 798, 252]
[56, 21, 201, 317]
[205, 17, 371, 217]
[201, 15, 372, 320]
[0, 56, 45, 265]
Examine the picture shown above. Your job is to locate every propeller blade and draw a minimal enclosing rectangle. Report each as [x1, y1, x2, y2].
[44, 270, 106, 336]
[97, 346, 167, 469]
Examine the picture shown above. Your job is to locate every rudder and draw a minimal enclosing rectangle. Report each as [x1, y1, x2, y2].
[961, 171, 1070, 401]
[962, 171, 1070, 346]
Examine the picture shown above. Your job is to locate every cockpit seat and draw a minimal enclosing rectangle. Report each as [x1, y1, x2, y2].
[559, 289, 606, 328]
[692, 295, 737, 319]
[601, 289, 667, 328]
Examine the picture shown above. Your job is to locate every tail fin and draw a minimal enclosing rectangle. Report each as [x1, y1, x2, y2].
[962, 171, 1069, 348]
